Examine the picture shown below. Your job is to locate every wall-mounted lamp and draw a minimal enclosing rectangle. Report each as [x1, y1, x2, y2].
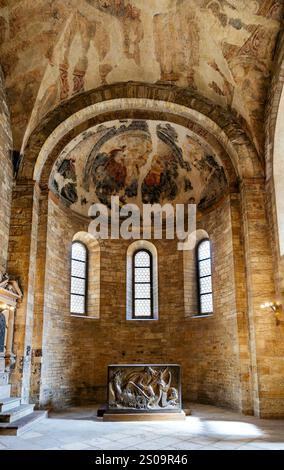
[260, 301, 282, 326]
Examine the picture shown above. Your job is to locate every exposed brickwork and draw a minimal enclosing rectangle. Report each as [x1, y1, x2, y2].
[5, 163, 283, 417]
[229, 192, 253, 415]
[1, 2, 284, 423]
[7, 180, 277, 418]
[265, 32, 284, 316]
[241, 180, 284, 418]
[34, 195, 248, 412]
[0, 67, 13, 273]
[7, 181, 40, 401]
[262, 32, 284, 418]
[39, 197, 91, 407]
[184, 197, 245, 411]
[30, 189, 49, 404]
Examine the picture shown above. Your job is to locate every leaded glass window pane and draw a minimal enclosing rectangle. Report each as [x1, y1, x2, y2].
[72, 242, 87, 262]
[198, 239, 210, 261]
[200, 276, 212, 295]
[135, 251, 150, 267]
[197, 239, 213, 315]
[133, 250, 153, 318]
[135, 299, 151, 317]
[71, 277, 86, 295]
[135, 283, 151, 299]
[199, 259, 211, 277]
[200, 294, 213, 314]
[70, 242, 87, 315]
[135, 268, 151, 283]
[70, 295, 85, 315]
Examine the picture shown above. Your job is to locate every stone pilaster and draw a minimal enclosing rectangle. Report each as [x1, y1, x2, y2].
[229, 192, 253, 415]
[240, 179, 284, 418]
[7, 179, 41, 402]
[0, 66, 13, 274]
[30, 188, 49, 405]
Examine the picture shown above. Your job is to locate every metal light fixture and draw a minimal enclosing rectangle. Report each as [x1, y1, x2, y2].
[260, 301, 282, 326]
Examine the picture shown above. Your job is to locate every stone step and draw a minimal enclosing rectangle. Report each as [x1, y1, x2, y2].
[0, 384, 11, 399]
[0, 372, 9, 386]
[0, 397, 21, 412]
[0, 410, 48, 436]
[0, 404, 34, 423]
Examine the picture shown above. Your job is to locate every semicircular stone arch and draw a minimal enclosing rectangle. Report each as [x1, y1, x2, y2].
[17, 83, 262, 186]
[265, 35, 284, 258]
[273, 85, 284, 256]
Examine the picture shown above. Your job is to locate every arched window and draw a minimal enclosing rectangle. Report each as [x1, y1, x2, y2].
[70, 241, 88, 315]
[133, 249, 153, 319]
[197, 239, 213, 315]
[126, 241, 158, 321]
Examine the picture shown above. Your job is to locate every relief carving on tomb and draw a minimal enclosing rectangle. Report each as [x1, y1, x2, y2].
[50, 119, 228, 214]
[108, 365, 181, 412]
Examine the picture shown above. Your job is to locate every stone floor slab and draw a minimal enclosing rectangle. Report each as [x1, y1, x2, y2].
[0, 403, 283, 450]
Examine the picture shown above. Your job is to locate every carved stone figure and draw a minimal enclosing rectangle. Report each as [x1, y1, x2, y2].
[0, 272, 22, 297]
[108, 365, 181, 412]
[0, 272, 22, 373]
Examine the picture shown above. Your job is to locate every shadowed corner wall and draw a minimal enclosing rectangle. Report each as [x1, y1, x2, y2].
[38, 194, 245, 413]
[264, 33, 284, 418]
[39, 196, 97, 408]
[183, 195, 247, 412]
[0, 66, 13, 274]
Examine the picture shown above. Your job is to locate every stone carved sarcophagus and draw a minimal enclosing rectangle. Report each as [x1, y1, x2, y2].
[107, 364, 182, 413]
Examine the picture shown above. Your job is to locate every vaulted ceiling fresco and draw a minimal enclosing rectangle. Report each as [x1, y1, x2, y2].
[0, 0, 282, 154]
[49, 119, 228, 215]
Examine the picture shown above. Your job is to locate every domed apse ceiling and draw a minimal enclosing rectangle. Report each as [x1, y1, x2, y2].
[49, 120, 228, 216]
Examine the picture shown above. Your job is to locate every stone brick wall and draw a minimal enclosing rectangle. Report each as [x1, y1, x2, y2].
[241, 180, 283, 418]
[38, 195, 245, 411]
[183, 196, 244, 411]
[1, 7, 283, 419]
[40, 197, 187, 407]
[265, 31, 284, 300]
[39, 197, 91, 407]
[8, 181, 41, 399]
[0, 66, 13, 273]
[11, 180, 280, 417]
[263, 33, 284, 417]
